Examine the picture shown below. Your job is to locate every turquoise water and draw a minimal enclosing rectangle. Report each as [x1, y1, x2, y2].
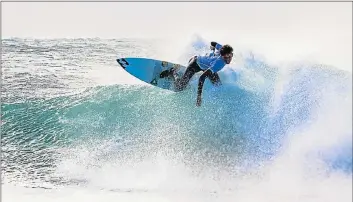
[1, 37, 352, 201]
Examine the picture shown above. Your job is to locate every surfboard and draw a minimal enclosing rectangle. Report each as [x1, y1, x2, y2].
[116, 57, 186, 91]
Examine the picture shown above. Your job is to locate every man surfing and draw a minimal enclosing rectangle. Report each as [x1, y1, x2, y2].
[160, 41, 234, 107]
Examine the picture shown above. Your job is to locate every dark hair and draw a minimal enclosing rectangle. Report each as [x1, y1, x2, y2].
[220, 45, 233, 56]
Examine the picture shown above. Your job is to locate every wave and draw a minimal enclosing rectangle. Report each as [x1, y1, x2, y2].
[1, 38, 351, 196]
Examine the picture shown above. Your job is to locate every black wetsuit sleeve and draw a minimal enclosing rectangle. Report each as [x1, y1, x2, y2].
[211, 41, 218, 47]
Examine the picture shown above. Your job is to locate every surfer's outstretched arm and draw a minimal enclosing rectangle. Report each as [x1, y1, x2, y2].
[210, 42, 222, 51]
[209, 72, 222, 86]
[196, 69, 213, 107]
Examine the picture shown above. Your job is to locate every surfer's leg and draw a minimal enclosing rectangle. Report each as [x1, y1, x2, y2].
[160, 56, 197, 80]
[175, 68, 196, 91]
[175, 57, 201, 91]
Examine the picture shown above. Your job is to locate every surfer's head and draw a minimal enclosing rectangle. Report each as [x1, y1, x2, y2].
[220, 45, 234, 64]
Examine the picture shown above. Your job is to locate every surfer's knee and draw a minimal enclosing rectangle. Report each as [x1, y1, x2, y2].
[174, 78, 189, 91]
[188, 55, 197, 63]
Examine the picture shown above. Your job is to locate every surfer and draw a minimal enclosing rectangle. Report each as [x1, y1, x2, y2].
[160, 41, 234, 107]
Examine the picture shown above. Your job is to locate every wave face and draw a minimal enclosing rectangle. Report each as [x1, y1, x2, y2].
[1, 37, 352, 202]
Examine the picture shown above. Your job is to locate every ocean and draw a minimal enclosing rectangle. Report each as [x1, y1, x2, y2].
[1, 37, 352, 202]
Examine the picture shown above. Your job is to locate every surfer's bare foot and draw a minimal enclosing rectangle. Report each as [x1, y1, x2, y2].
[160, 68, 175, 79]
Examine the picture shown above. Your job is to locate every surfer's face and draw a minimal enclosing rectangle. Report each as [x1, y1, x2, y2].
[222, 52, 233, 64]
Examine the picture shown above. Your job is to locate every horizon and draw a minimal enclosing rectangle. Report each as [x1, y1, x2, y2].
[2, 2, 352, 71]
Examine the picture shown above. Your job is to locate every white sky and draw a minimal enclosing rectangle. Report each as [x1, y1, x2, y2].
[2, 2, 352, 71]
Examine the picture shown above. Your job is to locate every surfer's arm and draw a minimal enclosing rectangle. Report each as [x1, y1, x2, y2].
[210, 42, 222, 51]
[209, 72, 222, 86]
[196, 69, 213, 107]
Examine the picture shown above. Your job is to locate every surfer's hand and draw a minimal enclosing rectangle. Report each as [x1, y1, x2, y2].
[196, 95, 202, 107]
[210, 45, 215, 51]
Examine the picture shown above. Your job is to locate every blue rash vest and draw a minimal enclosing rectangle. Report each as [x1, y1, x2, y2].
[196, 43, 226, 73]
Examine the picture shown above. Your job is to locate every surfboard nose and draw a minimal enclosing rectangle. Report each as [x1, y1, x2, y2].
[116, 58, 129, 69]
